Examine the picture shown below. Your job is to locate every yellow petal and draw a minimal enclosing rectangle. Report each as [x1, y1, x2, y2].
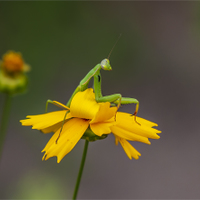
[115, 112, 161, 139]
[115, 135, 141, 160]
[70, 88, 100, 120]
[111, 126, 151, 144]
[42, 118, 89, 163]
[117, 112, 158, 127]
[20, 110, 72, 130]
[41, 121, 63, 134]
[90, 102, 117, 124]
[115, 136, 119, 145]
[90, 120, 115, 136]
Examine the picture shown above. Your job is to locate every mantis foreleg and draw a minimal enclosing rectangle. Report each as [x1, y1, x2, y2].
[66, 59, 112, 107]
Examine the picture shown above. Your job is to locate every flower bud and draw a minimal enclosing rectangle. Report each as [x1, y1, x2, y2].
[0, 51, 30, 94]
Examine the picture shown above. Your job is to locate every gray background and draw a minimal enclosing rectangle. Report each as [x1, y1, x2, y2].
[0, 2, 200, 199]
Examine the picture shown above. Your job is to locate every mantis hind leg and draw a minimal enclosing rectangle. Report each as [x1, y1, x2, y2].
[96, 93, 122, 109]
[114, 97, 140, 125]
[45, 99, 70, 143]
[56, 110, 70, 143]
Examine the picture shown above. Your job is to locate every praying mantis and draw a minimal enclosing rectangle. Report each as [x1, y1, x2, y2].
[46, 58, 140, 141]
[67, 58, 139, 111]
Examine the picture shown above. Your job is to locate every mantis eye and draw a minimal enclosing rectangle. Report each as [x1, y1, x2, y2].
[101, 59, 112, 71]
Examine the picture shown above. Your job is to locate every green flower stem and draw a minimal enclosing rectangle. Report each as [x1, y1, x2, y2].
[0, 94, 12, 159]
[73, 140, 89, 200]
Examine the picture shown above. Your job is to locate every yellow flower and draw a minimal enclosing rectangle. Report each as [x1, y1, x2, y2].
[0, 51, 30, 94]
[1, 51, 30, 74]
[20, 88, 161, 163]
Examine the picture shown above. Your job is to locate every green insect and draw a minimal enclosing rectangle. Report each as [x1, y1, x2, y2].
[46, 39, 139, 141]
[46, 58, 139, 124]
[66, 58, 139, 113]
[46, 58, 139, 113]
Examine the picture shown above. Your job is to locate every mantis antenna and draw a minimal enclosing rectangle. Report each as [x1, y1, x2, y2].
[107, 34, 122, 59]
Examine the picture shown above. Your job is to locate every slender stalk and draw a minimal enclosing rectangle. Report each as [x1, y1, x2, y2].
[73, 140, 89, 200]
[0, 94, 12, 158]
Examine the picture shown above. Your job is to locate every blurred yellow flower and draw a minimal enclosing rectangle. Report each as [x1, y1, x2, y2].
[1, 51, 30, 74]
[0, 51, 30, 94]
[20, 88, 161, 163]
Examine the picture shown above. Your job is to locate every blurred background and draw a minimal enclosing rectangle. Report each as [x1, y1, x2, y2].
[0, 1, 200, 199]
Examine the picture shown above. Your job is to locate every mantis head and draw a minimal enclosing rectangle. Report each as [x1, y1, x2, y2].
[101, 59, 112, 71]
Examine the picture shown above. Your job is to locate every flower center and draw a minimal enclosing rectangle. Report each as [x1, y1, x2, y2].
[2, 51, 24, 73]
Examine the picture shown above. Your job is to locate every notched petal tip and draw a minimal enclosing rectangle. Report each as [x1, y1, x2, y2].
[157, 130, 162, 134]
[134, 155, 140, 160]
[19, 119, 27, 125]
[147, 140, 151, 145]
[42, 153, 46, 161]
[56, 157, 62, 163]
[155, 135, 160, 139]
